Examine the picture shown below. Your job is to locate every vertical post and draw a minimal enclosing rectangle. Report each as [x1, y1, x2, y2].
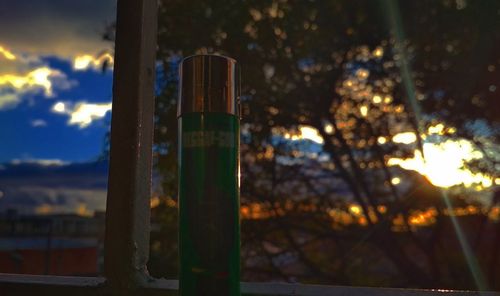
[104, 0, 157, 293]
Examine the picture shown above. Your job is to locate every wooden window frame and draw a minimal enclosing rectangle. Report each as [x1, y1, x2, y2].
[0, 0, 499, 295]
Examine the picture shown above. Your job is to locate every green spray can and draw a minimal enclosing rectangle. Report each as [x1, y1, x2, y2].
[178, 55, 240, 295]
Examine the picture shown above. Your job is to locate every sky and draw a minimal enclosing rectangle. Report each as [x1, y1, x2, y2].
[0, 0, 116, 163]
[0, 0, 496, 216]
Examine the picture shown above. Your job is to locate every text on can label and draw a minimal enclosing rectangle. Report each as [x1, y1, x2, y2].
[183, 131, 235, 148]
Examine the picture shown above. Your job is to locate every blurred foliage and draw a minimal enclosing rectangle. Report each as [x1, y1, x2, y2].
[139, 0, 500, 290]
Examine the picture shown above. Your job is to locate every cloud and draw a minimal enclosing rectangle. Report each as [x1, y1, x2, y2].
[69, 103, 112, 128]
[10, 158, 68, 166]
[0, 1, 115, 110]
[0, 46, 16, 60]
[0, 159, 166, 216]
[0, 67, 66, 97]
[74, 53, 114, 71]
[0, 93, 18, 109]
[0, 160, 108, 215]
[1, 186, 107, 216]
[0, 45, 76, 109]
[31, 119, 47, 127]
[34, 201, 95, 216]
[52, 101, 112, 128]
[53, 102, 66, 113]
[0, 0, 116, 60]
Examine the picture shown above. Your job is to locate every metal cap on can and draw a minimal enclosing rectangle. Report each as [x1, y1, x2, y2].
[178, 54, 240, 117]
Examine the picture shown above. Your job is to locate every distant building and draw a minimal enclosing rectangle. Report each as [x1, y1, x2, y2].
[0, 210, 105, 276]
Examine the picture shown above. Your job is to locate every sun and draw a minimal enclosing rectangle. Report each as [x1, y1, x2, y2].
[388, 139, 493, 189]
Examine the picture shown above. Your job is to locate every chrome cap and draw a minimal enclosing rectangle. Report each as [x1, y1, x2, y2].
[178, 54, 240, 117]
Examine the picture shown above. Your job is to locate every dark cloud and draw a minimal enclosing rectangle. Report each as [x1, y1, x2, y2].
[0, 160, 108, 215]
[0, 159, 164, 215]
[0, 0, 116, 58]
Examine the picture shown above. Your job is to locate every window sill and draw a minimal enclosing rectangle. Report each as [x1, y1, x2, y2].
[1, 274, 499, 296]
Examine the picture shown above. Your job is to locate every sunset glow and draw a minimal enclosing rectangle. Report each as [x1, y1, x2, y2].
[242, 202, 499, 227]
[285, 125, 495, 190]
[388, 140, 493, 188]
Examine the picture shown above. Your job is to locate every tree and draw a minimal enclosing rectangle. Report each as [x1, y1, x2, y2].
[148, 0, 500, 289]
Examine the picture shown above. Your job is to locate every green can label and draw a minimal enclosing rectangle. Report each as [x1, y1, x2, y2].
[178, 113, 240, 296]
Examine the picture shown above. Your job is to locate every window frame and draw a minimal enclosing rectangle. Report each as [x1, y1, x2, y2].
[0, 0, 162, 294]
[0, 0, 499, 295]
